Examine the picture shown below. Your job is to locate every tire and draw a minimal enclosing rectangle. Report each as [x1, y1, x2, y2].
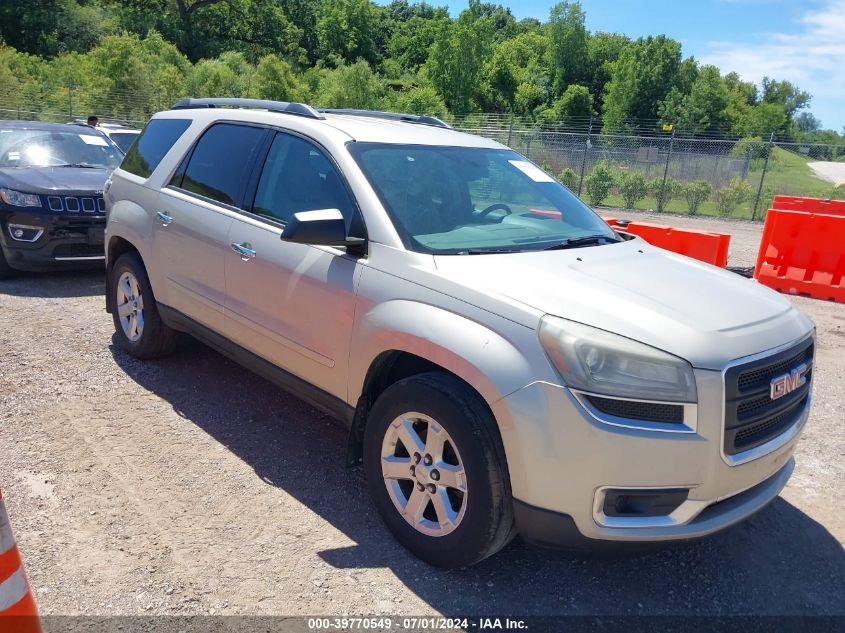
[110, 252, 178, 359]
[0, 246, 17, 280]
[364, 372, 516, 568]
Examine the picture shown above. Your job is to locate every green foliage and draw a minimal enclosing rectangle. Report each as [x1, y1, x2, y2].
[254, 54, 308, 102]
[386, 84, 447, 118]
[538, 84, 593, 123]
[316, 0, 380, 66]
[426, 10, 493, 112]
[584, 161, 615, 206]
[316, 59, 384, 109]
[602, 35, 682, 130]
[683, 180, 713, 215]
[558, 167, 578, 190]
[617, 170, 647, 208]
[730, 137, 766, 160]
[714, 177, 753, 217]
[658, 65, 731, 135]
[547, 1, 587, 94]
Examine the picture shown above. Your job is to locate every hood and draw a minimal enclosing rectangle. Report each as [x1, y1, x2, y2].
[433, 239, 813, 370]
[0, 166, 111, 195]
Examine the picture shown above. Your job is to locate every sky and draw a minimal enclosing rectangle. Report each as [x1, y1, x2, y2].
[387, 0, 845, 130]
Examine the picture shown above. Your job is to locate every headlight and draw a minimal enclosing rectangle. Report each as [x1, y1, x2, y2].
[0, 188, 41, 207]
[539, 316, 697, 403]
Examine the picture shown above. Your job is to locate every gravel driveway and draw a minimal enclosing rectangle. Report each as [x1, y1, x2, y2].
[1, 218, 843, 617]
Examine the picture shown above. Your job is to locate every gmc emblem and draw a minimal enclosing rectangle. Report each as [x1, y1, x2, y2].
[770, 363, 809, 400]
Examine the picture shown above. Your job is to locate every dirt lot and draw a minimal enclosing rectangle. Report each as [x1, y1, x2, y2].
[1, 216, 843, 617]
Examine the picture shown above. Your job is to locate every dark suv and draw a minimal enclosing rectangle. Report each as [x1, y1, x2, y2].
[0, 120, 122, 278]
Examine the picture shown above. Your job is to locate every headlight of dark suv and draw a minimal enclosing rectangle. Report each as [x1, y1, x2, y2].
[0, 188, 42, 208]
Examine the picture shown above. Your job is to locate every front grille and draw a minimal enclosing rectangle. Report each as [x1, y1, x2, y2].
[584, 394, 684, 423]
[724, 337, 814, 455]
[44, 195, 105, 214]
[53, 243, 104, 257]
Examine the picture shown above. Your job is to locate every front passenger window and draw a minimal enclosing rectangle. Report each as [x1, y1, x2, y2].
[251, 133, 357, 230]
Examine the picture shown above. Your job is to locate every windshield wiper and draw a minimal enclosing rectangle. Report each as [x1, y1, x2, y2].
[463, 247, 526, 255]
[54, 163, 99, 169]
[540, 234, 619, 250]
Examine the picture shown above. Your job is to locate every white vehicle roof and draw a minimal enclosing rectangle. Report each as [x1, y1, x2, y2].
[156, 99, 507, 150]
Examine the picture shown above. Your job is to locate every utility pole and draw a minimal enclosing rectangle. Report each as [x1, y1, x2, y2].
[752, 131, 776, 221]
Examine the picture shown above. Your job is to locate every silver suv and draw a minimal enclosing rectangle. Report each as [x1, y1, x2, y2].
[104, 98, 815, 568]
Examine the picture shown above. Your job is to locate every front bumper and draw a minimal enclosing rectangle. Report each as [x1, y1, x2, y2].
[0, 209, 106, 272]
[492, 365, 809, 547]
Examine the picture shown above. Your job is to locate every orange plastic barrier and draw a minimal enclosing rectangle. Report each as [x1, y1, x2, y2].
[771, 195, 845, 216]
[605, 219, 731, 268]
[754, 208, 845, 302]
[0, 491, 42, 633]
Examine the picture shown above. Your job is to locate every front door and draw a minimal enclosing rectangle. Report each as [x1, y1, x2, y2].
[223, 131, 365, 400]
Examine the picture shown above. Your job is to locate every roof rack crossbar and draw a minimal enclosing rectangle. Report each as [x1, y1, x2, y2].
[317, 108, 452, 129]
[170, 98, 324, 120]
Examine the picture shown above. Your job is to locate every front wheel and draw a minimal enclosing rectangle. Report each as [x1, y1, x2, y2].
[110, 252, 178, 359]
[364, 372, 515, 568]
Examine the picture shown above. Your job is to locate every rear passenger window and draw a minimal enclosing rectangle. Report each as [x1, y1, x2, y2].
[121, 119, 191, 178]
[251, 132, 356, 226]
[175, 123, 266, 207]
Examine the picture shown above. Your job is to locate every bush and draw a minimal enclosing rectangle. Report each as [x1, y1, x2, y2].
[584, 162, 615, 206]
[646, 177, 682, 211]
[558, 167, 579, 190]
[714, 177, 753, 217]
[684, 180, 712, 215]
[617, 171, 648, 209]
[730, 137, 766, 160]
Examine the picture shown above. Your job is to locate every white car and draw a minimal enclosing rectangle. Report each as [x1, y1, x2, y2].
[103, 98, 815, 567]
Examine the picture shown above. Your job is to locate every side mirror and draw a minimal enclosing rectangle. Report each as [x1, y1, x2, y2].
[281, 208, 364, 248]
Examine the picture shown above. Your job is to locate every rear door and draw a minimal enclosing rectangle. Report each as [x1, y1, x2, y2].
[223, 130, 366, 399]
[154, 123, 268, 333]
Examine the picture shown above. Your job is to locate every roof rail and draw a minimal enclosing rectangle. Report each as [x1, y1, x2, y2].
[318, 108, 452, 129]
[170, 98, 324, 120]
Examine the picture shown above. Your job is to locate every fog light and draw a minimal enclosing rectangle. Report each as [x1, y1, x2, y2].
[603, 488, 689, 518]
[7, 224, 44, 242]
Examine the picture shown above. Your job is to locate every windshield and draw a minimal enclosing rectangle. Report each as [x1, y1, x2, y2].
[0, 127, 122, 169]
[349, 143, 617, 253]
[108, 131, 139, 153]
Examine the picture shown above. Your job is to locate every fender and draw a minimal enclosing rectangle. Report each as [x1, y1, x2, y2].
[349, 298, 542, 420]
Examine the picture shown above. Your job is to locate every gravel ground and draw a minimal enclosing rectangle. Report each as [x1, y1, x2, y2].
[1, 216, 843, 618]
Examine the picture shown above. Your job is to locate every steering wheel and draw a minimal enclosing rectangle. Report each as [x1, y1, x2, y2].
[478, 203, 513, 219]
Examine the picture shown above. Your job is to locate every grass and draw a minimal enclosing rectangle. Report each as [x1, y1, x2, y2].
[577, 147, 845, 221]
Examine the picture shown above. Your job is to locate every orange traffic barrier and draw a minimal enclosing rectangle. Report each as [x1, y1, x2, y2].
[754, 208, 845, 302]
[771, 195, 845, 216]
[0, 491, 42, 633]
[606, 220, 731, 268]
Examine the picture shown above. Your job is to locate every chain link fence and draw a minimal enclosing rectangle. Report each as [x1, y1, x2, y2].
[1, 90, 843, 221]
[451, 114, 845, 221]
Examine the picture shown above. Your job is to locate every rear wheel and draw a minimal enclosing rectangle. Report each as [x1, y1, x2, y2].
[110, 252, 178, 359]
[364, 372, 515, 568]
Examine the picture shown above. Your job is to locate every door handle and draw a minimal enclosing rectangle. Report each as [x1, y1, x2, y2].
[156, 211, 173, 226]
[230, 242, 256, 261]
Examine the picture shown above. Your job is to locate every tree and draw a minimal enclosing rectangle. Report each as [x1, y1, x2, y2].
[761, 77, 810, 119]
[386, 84, 447, 117]
[735, 102, 787, 137]
[585, 32, 629, 102]
[794, 112, 821, 133]
[188, 50, 253, 98]
[254, 54, 308, 102]
[658, 65, 730, 135]
[316, 59, 384, 109]
[316, 0, 381, 66]
[427, 10, 493, 112]
[386, 7, 450, 72]
[602, 35, 682, 131]
[547, 1, 587, 95]
[538, 84, 593, 123]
